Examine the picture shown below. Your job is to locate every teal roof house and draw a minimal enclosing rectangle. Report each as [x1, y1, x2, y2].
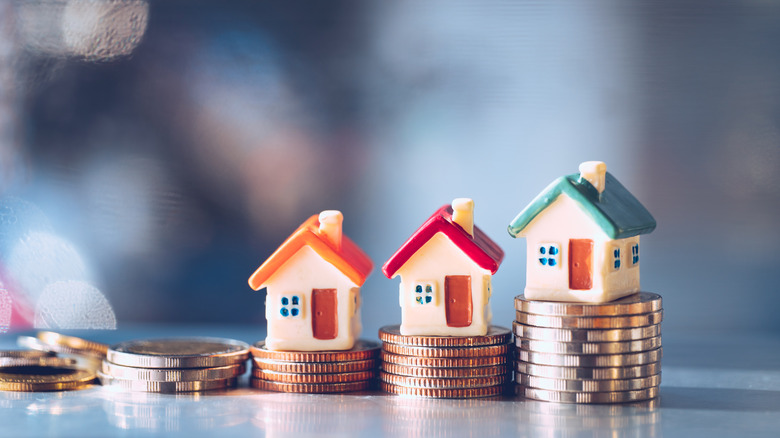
[508, 161, 656, 303]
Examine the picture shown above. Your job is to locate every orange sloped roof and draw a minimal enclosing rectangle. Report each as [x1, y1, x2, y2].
[248, 215, 374, 290]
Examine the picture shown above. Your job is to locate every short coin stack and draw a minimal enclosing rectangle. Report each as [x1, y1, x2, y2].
[0, 349, 96, 392]
[379, 325, 512, 398]
[19, 331, 108, 371]
[99, 337, 250, 393]
[514, 292, 663, 403]
[249, 340, 380, 393]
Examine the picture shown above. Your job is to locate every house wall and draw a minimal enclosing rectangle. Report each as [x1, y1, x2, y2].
[263, 246, 360, 351]
[603, 235, 641, 300]
[395, 233, 493, 336]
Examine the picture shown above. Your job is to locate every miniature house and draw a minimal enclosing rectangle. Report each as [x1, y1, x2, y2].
[507, 161, 656, 303]
[383, 199, 504, 337]
[248, 211, 373, 351]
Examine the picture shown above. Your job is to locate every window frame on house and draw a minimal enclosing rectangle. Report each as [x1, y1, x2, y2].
[610, 245, 622, 271]
[629, 243, 639, 267]
[280, 294, 303, 318]
[413, 281, 436, 306]
[537, 243, 561, 268]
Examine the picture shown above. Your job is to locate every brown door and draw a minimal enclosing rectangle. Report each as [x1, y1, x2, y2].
[445, 275, 472, 327]
[569, 239, 593, 290]
[311, 289, 338, 340]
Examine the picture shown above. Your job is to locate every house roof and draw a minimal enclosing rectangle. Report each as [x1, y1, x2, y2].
[382, 205, 504, 278]
[507, 172, 656, 240]
[248, 215, 374, 290]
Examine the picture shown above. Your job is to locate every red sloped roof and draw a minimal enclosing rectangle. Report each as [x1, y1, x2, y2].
[382, 205, 504, 278]
[248, 215, 374, 290]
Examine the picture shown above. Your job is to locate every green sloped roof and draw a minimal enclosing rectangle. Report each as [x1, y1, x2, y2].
[507, 172, 656, 240]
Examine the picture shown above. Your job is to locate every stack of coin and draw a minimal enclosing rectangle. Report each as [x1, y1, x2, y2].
[0, 349, 96, 392]
[514, 292, 663, 403]
[249, 340, 380, 393]
[99, 337, 250, 393]
[18, 331, 109, 371]
[378, 325, 512, 398]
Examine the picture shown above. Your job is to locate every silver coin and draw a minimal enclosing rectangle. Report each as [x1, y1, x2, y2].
[513, 322, 661, 343]
[101, 361, 246, 382]
[107, 338, 250, 369]
[515, 336, 662, 355]
[517, 385, 659, 404]
[515, 361, 661, 380]
[516, 310, 663, 329]
[516, 373, 661, 392]
[98, 371, 237, 393]
[516, 348, 662, 367]
[515, 292, 662, 316]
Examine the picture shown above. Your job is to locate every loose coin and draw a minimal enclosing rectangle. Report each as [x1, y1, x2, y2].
[381, 362, 508, 378]
[0, 365, 97, 392]
[101, 361, 246, 382]
[379, 325, 511, 347]
[515, 292, 662, 316]
[98, 372, 237, 393]
[516, 362, 661, 380]
[515, 336, 662, 355]
[107, 338, 250, 369]
[379, 371, 508, 389]
[250, 340, 380, 363]
[250, 378, 373, 393]
[17, 336, 98, 358]
[516, 348, 662, 367]
[36, 331, 109, 358]
[517, 386, 659, 404]
[515, 310, 663, 329]
[382, 343, 510, 358]
[517, 374, 661, 392]
[381, 351, 508, 368]
[380, 381, 506, 399]
[252, 368, 375, 384]
[513, 322, 661, 343]
[0, 350, 54, 359]
[252, 357, 378, 374]
[0, 356, 77, 368]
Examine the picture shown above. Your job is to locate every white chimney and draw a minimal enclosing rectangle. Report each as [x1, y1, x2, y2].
[579, 161, 607, 194]
[318, 210, 343, 250]
[451, 198, 474, 237]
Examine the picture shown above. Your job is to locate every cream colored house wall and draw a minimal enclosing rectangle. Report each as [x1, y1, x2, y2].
[394, 233, 492, 336]
[263, 246, 360, 351]
[603, 235, 641, 301]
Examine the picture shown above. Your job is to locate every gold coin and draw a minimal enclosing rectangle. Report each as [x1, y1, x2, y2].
[380, 381, 506, 399]
[0, 365, 97, 392]
[379, 325, 511, 347]
[0, 350, 54, 359]
[0, 356, 77, 368]
[515, 310, 663, 329]
[513, 322, 661, 343]
[517, 374, 661, 392]
[107, 338, 250, 369]
[101, 361, 246, 382]
[36, 331, 109, 358]
[515, 292, 662, 316]
[381, 362, 508, 378]
[382, 343, 509, 358]
[252, 357, 378, 374]
[516, 336, 662, 355]
[516, 361, 661, 380]
[516, 348, 662, 367]
[17, 336, 100, 359]
[380, 371, 508, 389]
[517, 385, 659, 403]
[98, 372, 237, 393]
[252, 368, 375, 383]
[381, 351, 508, 368]
[250, 340, 380, 363]
[250, 377, 373, 393]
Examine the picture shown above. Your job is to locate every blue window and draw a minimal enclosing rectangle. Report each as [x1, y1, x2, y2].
[538, 244, 560, 267]
[414, 282, 435, 305]
[280, 295, 301, 318]
[631, 244, 639, 266]
[612, 247, 621, 270]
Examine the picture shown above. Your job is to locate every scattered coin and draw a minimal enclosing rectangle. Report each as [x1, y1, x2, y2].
[379, 371, 508, 389]
[515, 310, 663, 329]
[517, 385, 659, 403]
[381, 351, 508, 368]
[516, 336, 662, 355]
[513, 322, 661, 343]
[252, 368, 375, 384]
[98, 372, 237, 393]
[36, 331, 109, 358]
[516, 362, 661, 380]
[380, 381, 506, 399]
[0, 365, 97, 392]
[250, 378, 373, 393]
[251, 357, 378, 374]
[382, 343, 510, 358]
[515, 293, 662, 316]
[381, 362, 508, 378]
[517, 374, 661, 392]
[516, 348, 662, 367]
[0, 350, 54, 359]
[101, 361, 246, 382]
[250, 340, 380, 363]
[0, 356, 77, 368]
[107, 338, 250, 369]
[379, 325, 511, 347]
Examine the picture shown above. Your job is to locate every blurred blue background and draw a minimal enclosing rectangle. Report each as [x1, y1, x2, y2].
[0, 0, 779, 336]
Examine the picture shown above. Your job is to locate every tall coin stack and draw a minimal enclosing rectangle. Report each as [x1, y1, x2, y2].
[514, 292, 663, 403]
[99, 337, 250, 393]
[379, 325, 512, 398]
[249, 340, 380, 393]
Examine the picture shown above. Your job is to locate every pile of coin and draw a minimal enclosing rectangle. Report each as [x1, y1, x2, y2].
[249, 340, 380, 393]
[514, 292, 663, 403]
[378, 325, 512, 398]
[99, 337, 250, 393]
[0, 349, 97, 392]
[18, 331, 108, 371]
